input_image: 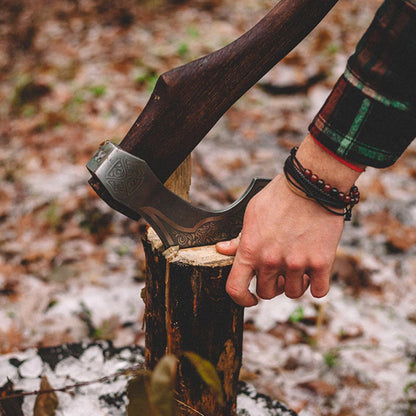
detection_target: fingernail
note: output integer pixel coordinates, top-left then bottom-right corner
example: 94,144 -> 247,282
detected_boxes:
217,241 -> 231,248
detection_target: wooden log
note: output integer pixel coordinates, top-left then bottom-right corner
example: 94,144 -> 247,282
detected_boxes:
143,228 -> 243,416
164,155 -> 192,202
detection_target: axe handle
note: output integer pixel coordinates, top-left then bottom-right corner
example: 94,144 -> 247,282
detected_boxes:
89,0 -> 339,218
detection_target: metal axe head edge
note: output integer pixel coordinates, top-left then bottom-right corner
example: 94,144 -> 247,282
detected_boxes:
87,141 -> 270,249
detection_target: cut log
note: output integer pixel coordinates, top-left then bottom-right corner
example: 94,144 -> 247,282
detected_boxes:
143,228 -> 243,416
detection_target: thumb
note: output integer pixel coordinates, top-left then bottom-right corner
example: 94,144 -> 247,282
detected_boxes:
216,235 -> 240,256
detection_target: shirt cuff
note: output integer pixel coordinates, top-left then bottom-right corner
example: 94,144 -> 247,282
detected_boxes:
309,0 -> 416,168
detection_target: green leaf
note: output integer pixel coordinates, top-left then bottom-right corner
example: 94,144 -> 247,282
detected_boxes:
289,306 -> 304,323
149,355 -> 178,416
184,352 -> 224,406
177,42 -> 189,57
89,85 -> 106,97
126,369 -> 152,416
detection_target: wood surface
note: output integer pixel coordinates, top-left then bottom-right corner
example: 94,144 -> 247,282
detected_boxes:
164,155 -> 192,202
143,229 -> 242,415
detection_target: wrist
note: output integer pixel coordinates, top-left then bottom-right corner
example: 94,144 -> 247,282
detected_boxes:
283,141 -> 362,221
296,134 -> 365,190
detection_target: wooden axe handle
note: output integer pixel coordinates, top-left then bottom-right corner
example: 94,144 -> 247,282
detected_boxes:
89,0 -> 339,217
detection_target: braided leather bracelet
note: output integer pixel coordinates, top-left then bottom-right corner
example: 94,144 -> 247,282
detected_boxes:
283,147 -> 360,221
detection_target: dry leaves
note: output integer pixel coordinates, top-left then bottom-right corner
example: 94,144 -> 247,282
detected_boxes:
34,376 -> 59,416
331,251 -> 380,296
364,210 -> 416,252
297,379 -> 337,398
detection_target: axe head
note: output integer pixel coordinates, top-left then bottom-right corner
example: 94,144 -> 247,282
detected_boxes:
87,141 -> 270,249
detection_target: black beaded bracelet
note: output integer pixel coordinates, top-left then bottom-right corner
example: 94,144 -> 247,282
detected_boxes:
283,147 -> 360,221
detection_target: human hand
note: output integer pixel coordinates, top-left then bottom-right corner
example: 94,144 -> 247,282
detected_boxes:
216,174 -> 345,306
216,135 -> 364,307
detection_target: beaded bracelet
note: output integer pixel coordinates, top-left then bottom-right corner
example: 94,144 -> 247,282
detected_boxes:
283,147 -> 360,221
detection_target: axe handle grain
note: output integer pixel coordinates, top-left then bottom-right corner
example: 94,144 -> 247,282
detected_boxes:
89,0 -> 339,217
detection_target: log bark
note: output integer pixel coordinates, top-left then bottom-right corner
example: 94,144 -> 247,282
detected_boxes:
143,228 -> 243,416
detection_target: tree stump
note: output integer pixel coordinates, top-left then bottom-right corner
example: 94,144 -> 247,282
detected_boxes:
143,228 -> 243,416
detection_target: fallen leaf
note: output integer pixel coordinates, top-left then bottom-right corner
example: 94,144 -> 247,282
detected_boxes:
298,379 -> 337,398
184,351 -> 224,406
364,210 -> 416,252
149,355 -> 178,416
126,369 -> 152,416
331,251 -> 379,295
34,375 -> 59,416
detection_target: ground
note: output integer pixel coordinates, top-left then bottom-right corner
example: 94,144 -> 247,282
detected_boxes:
1,0 -> 416,415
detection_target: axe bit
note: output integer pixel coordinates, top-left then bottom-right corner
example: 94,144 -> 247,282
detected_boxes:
87,141 -> 270,249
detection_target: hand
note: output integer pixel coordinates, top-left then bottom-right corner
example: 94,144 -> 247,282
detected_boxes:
216,174 -> 345,306
216,135 -> 364,307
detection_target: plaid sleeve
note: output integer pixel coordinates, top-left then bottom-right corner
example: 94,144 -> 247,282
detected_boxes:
309,0 -> 416,168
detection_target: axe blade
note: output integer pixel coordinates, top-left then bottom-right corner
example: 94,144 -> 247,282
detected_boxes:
87,141 -> 270,249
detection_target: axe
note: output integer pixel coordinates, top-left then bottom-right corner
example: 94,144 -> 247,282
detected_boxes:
87,0 -> 339,249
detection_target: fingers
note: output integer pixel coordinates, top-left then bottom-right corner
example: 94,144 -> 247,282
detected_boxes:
216,236 -> 240,256
257,272 -> 307,300
253,261 -> 330,301
224,237 -> 259,307
226,256 -> 330,306
282,266 -> 304,299
225,257 -> 258,307
217,237 -> 331,303
308,266 -> 331,298
217,236 -> 259,307
256,271 -> 283,299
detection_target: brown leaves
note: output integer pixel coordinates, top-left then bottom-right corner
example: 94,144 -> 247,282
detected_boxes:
127,353 -> 225,416
364,210 -> 416,252
127,355 -> 178,416
149,355 -> 178,416
331,251 -> 379,296
126,370 -> 153,416
298,379 -> 337,398
34,376 -> 59,416
184,352 -> 224,406
0,326 -> 24,355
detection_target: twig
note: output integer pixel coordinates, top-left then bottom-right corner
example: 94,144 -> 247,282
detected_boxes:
258,71 -> 327,95
175,398 -> 207,416
0,364 -> 144,401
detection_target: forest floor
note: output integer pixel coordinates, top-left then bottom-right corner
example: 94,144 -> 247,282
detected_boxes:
1,0 -> 416,415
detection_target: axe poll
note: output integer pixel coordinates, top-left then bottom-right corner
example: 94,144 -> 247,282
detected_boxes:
87,0 -> 339,249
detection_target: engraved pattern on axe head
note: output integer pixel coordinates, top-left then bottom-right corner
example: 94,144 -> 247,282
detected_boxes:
106,156 -> 144,198
167,214 -> 243,248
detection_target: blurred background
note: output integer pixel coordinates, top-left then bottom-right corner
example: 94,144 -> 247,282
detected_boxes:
1,0 -> 416,414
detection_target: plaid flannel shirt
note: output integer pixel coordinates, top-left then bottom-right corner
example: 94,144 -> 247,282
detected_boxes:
309,0 -> 416,168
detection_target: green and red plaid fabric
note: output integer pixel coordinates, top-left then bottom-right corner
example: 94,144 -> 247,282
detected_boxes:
309,0 -> 416,168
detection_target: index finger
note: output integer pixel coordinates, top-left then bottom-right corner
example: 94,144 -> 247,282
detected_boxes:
226,252 -> 258,307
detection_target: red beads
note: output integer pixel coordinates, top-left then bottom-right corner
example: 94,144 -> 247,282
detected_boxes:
285,146 -> 360,220
299,164 -> 360,207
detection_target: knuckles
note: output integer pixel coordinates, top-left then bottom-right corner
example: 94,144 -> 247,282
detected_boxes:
225,282 -> 245,300
256,286 -> 276,300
